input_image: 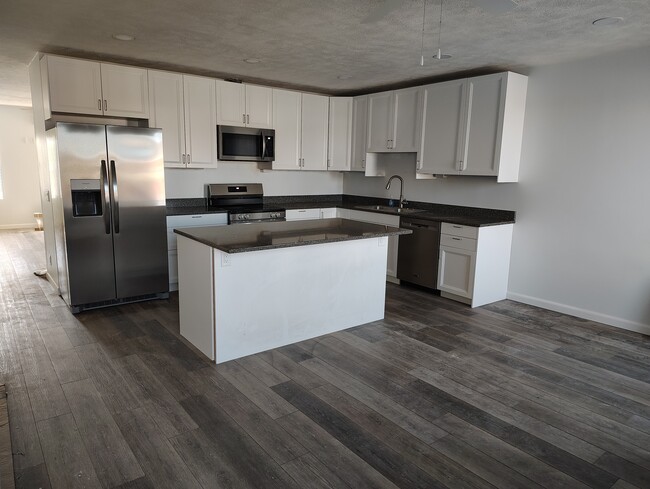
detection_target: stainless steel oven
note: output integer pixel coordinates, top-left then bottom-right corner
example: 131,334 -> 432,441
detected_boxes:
217,125 -> 275,162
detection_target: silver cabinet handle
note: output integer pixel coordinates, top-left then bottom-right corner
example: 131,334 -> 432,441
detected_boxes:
103,100 -> 107,112
98,99 -> 102,110
187,154 -> 191,165
109,159 -> 119,234
182,154 -> 186,164
247,114 -> 250,124
243,114 -> 246,123
362,159 -> 365,168
452,237 -> 462,241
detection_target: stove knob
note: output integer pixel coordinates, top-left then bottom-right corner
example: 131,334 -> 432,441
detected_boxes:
244,214 -> 250,220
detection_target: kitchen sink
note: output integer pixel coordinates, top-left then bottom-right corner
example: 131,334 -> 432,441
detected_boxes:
354,205 -> 426,215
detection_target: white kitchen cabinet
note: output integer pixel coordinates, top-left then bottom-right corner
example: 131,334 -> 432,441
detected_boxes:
272,89 -> 329,171
418,72 -> 528,182
41,55 -> 149,119
320,208 -> 337,219
149,71 -> 217,168
366,87 -> 421,153
285,208 -> 321,221
327,97 -> 353,171
167,213 -> 228,290
350,95 -> 368,171
216,80 -> 273,128
285,207 -> 337,221
347,209 -> 400,280
438,222 -> 513,307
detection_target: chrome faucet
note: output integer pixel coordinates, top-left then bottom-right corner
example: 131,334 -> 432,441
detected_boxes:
386,175 -> 406,208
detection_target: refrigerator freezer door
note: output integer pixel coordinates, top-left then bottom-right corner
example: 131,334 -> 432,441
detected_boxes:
107,126 -> 169,298
52,123 -> 117,305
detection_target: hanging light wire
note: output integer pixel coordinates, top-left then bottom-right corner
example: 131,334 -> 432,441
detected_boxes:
419,0 -> 427,66
433,0 -> 451,60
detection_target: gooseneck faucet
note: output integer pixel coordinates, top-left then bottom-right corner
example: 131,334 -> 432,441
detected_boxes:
386,175 -> 406,208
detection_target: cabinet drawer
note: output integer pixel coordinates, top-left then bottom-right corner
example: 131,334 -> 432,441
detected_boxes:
440,234 -> 477,252
441,222 -> 478,239
167,213 -> 228,250
286,208 -> 321,220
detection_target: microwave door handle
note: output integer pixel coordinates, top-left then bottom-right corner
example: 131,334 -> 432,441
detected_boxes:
261,133 -> 267,158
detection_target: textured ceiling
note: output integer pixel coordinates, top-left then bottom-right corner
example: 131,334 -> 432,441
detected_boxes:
1,0 -> 650,106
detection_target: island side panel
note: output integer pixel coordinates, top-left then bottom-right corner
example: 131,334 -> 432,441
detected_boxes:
213,237 -> 388,363
178,235 -> 216,360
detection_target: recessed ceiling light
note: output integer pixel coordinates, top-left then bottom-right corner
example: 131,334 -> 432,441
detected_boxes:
112,34 -> 135,41
243,58 -> 261,64
592,17 -> 624,26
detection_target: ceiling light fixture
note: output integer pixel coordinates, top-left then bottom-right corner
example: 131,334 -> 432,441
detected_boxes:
592,17 -> 624,26
432,0 -> 451,60
243,58 -> 261,64
112,34 -> 135,41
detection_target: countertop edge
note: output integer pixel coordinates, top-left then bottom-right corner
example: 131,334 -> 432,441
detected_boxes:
174,221 -> 410,254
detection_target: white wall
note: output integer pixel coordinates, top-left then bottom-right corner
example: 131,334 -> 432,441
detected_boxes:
166,161 -> 343,198
345,46 -> 650,334
0,105 -> 41,229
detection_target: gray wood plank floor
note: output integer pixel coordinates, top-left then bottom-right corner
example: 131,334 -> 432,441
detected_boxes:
2,230 -> 650,489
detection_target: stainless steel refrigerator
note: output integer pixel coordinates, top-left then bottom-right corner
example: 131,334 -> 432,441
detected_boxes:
46,123 -> 169,312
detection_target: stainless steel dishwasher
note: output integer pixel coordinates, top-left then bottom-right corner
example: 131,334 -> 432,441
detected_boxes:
397,217 -> 441,289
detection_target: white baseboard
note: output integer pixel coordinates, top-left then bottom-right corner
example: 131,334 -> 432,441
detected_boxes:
0,223 -> 36,230
506,291 -> 650,336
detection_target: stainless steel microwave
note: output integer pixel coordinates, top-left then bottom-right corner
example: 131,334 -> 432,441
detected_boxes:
217,125 -> 275,162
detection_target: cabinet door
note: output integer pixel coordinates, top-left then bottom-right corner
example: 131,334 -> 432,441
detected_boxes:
438,246 -> 476,298
216,80 -> 246,127
327,97 -> 352,171
183,75 -> 217,168
301,94 -> 329,171
245,85 -> 273,128
272,89 -> 302,170
418,79 -> 468,175
45,56 -> 103,116
100,64 -> 149,118
366,91 -> 392,152
148,71 -> 186,167
463,73 -> 505,176
391,87 -> 421,152
350,95 -> 368,171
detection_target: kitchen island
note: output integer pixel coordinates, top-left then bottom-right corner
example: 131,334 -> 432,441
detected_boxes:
174,218 -> 410,363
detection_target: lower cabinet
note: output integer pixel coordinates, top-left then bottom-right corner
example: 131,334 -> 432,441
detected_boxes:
438,222 -> 513,307
166,213 -> 228,290
347,209 -> 400,280
285,207 -> 338,221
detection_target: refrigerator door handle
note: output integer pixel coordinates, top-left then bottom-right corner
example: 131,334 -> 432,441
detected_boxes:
110,159 -> 120,234
100,160 -> 111,234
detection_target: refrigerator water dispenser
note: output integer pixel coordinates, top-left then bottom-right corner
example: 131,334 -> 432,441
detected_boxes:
71,179 -> 102,217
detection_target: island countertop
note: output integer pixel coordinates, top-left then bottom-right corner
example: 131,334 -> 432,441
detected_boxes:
174,218 -> 411,254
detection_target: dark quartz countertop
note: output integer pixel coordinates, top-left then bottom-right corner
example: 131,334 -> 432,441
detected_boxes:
174,218 -> 411,254
166,194 -> 515,227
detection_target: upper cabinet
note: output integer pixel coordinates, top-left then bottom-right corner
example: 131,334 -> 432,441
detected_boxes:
418,72 -> 528,182
216,80 -> 273,128
350,95 -> 368,172
327,97 -> 353,171
41,55 -> 149,119
366,87 -> 421,153
148,71 -> 217,169
272,90 -> 329,171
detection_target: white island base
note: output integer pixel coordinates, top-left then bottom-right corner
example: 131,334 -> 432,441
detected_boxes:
177,235 -> 389,363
